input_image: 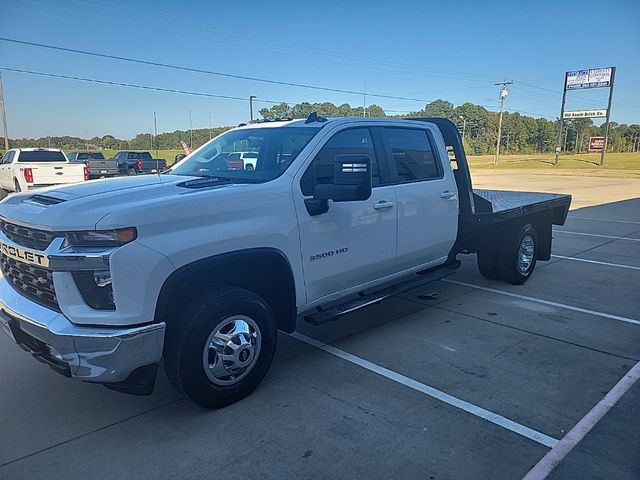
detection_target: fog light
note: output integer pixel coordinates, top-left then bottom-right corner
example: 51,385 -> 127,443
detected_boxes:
94,271 -> 112,287
48,345 -> 65,361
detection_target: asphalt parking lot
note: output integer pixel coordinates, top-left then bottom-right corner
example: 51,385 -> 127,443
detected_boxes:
1,177 -> 639,480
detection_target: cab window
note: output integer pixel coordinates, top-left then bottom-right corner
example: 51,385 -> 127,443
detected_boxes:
383,128 -> 443,183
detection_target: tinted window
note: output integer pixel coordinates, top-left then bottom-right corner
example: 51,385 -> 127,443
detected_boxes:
128,152 -> 152,160
18,150 -> 67,162
384,128 -> 442,182
77,152 -> 105,160
301,128 -> 380,196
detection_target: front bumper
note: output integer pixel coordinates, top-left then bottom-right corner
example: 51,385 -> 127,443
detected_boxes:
0,276 -> 165,393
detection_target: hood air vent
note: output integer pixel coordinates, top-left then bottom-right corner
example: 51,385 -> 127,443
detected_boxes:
28,195 -> 67,206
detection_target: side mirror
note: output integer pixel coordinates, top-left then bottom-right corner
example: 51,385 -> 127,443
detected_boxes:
174,153 -> 187,164
313,154 -> 372,202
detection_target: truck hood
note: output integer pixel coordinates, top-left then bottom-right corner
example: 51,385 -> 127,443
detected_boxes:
0,175 -> 239,231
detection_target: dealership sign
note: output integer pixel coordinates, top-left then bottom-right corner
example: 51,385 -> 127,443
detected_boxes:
563,109 -> 607,119
589,137 -> 605,152
566,68 -> 613,89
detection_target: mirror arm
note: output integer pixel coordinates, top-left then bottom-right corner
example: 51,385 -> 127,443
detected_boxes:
304,198 -> 329,216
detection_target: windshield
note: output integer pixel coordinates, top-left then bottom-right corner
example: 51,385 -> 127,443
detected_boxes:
18,150 -> 67,162
77,152 -> 106,160
170,127 -> 321,182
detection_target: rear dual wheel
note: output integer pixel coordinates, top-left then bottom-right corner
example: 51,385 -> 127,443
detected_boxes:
477,223 -> 538,285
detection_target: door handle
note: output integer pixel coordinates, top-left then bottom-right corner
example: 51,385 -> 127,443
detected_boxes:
440,191 -> 457,200
373,200 -> 395,210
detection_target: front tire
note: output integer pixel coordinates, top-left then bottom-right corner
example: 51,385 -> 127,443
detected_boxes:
497,223 -> 538,285
164,287 -> 277,408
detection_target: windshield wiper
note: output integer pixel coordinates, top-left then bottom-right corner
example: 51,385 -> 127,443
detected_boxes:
176,176 -> 233,189
200,174 -> 262,184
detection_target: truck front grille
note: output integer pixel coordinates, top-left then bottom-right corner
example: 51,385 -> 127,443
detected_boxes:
0,253 -> 59,311
0,220 -> 56,251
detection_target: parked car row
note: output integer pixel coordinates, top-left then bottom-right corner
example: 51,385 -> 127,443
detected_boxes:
68,150 -> 167,178
0,148 -> 170,193
0,147 -> 260,193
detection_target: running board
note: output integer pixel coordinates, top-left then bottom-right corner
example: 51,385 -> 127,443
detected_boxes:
304,261 -> 460,325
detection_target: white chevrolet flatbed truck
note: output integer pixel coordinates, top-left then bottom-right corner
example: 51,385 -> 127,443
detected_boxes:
0,148 -> 88,193
0,116 -> 571,408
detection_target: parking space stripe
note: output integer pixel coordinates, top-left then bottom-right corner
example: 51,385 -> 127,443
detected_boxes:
553,230 -> 640,242
522,360 -> 640,480
443,279 -> 640,326
289,332 -> 559,448
551,254 -> 640,271
569,216 -> 640,225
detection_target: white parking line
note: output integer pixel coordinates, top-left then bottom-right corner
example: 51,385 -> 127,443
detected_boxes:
289,332 -> 559,448
522,360 -> 640,480
551,254 -> 640,271
569,216 -> 640,225
553,230 -> 640,242
443,279 -> 640,326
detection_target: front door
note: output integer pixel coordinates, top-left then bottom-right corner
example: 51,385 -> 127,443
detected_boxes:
295,127 -> 397,304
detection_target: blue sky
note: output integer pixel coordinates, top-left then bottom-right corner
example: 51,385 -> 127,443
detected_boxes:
0,0 -> 638,139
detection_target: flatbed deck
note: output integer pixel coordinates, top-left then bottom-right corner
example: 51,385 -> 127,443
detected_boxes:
471,189 -> 571,224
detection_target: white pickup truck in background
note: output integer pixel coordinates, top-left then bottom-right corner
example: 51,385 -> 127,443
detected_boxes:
0,148 -> 88,193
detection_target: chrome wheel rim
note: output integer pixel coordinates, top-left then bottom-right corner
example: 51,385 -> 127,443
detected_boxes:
518,235 -> 535,274
202,315 -> 261,386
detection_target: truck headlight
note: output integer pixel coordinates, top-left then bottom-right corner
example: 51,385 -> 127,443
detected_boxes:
65,227 -> 137,247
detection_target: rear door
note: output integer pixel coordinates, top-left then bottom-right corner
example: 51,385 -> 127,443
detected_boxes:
295,126 -> 397,304
381,125 -> 458,272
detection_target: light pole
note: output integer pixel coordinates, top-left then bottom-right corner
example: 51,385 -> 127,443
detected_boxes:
459,115 -> 466,142
494,81 -> 512,165
249,95 -> 256,122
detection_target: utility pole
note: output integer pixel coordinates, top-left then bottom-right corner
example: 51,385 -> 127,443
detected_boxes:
249,96 -> 256,122
208,111 -> 212,140
189,110 -> 193,148
0,73 -> 9,151
459,116 -> 466,142
494,81 -> 512,165
153,111 -> 159,168
363,81 -> 367,117
554,72 -> 569,165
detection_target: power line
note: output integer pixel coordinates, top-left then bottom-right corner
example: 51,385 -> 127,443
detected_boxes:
0,37 -> 434,104
0,67 -> 564,121
62,0 -> 505,83
0,67 -> 282,104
